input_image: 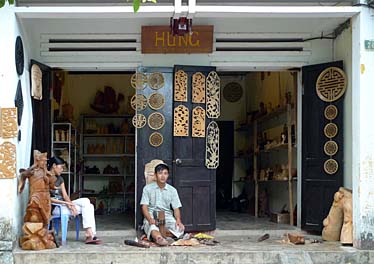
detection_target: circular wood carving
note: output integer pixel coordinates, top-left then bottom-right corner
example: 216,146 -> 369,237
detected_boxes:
148,112 -> 165,130
15,36 -> 24,76
130,94 -> 147,111
324,105 -> 338,120
324,159 -> 339,175
324,140 -> 338,156
149,72 -> 165,90
148,92 -> 165,110
131,73 -> 147,90
132,114 -> 146,128
324,123 -> 338,138
223,82 -> 243,103
149,132 -> 163,147
316,67 -> 347,102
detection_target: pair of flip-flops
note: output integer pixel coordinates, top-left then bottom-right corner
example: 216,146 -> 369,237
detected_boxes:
85,236 -> 102,245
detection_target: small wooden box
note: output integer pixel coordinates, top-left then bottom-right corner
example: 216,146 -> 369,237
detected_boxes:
270,213 -> 290,224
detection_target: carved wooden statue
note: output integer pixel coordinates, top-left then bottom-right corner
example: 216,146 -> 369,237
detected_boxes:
18,150 -> 57,250
322,187 -> 352,244
340,188 -> 353,244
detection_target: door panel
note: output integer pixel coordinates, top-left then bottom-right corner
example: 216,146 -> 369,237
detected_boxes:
173,65 -> 217,232
135,67 -> 174,228
301,61 -> 344,231
30,60 -> 52,164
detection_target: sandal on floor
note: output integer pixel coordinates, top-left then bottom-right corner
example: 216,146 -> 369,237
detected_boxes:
85,237 -> 102,245
155,236 -> 168,246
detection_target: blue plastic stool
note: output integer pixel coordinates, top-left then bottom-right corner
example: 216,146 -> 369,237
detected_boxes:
49,203 -> 80,245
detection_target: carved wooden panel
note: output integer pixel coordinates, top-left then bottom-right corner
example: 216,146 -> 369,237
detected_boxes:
173,105 -> 189,136
130,94 -> 147,111
192,72 -> 205,103
324,105 -> 338,120
324,140 -> 338,156
1,108 -> 18,138
316,67 -> 347,102
148,72 -> 165,90
148,92 -> 165,110
0,142 -> 16,179
131,73 -> 147,90
192,106 -> 206,138
149,132 -> 163,147
206,121 -> 219,169
324,159 -> 339,175
132,114 -> 147,128
206,71 -> 220,118
148,112 -> 165,130
324,123 -> 338,138
174,70 -> 188,102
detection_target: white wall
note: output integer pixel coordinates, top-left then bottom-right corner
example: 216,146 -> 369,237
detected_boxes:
352,7 -> 374,249
0,4 -> 34,237
334,23 -> 353,189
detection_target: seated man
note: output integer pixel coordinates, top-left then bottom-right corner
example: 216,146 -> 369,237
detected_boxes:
140,163 -> 185,246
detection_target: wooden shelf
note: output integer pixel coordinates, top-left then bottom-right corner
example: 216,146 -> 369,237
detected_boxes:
82,154 -> 135,158
82,174 -> 124,177
259,144 -> 296,153
82,192 -> 125,196
257,178 -> 297,183
53,141 -> 70,144
83,134 -> 135,137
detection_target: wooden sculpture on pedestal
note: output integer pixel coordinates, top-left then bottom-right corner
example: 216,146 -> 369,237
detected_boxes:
322,187 -> 352,244
18,150 -> 57,250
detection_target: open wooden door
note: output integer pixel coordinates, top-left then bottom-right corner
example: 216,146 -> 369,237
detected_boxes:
30,60 -> 52,163
173,65 -> 217,232
301,61 -> 345,231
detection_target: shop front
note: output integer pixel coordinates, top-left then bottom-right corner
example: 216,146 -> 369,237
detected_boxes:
1,1 -> 374,257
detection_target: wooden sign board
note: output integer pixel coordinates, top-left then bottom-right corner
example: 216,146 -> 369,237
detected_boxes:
142,26 -> 213,54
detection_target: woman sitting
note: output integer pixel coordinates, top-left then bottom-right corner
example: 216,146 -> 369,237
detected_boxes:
48,156 -> 101,244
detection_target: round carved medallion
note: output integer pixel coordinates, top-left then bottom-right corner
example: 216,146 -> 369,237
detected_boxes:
15,36 -> 24,76
130,94 -> 147,111
324,159 -> 339,175
132,114 -> 146,128
131,73 -> 147,90
324,140 -> 338,156
148,112 -> 165,130
148,92 -> 165,110
324,123 -> 338,138
148,72 -> 165,90
324,105 -> 338,120
223,82 -> 243,103
316,67 -> 347,102
149,132 -> 163,147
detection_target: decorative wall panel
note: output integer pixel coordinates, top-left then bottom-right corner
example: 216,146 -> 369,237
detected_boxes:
192,106 -> 206,138
206,121 -> 219,169
0,142 -> 16,179
316,67 -> 347,102
1,108 -> 18,138
173,105 -> 189,136
174,70 -> 188,102
192,72 -> 205,103
206,71 -> 220,118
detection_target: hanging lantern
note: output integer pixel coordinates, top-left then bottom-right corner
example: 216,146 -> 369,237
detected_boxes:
170,17 -> 193,36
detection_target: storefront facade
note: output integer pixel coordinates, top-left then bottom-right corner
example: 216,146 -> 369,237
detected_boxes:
0,2 -> 374,261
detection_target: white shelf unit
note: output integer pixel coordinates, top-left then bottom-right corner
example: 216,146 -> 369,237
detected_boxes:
51,122 -> 77,196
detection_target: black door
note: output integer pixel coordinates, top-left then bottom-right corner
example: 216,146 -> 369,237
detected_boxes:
30,60 -> 52,164
301,61 -> 344,231
136,67 -> 174,228
173,65 -> 217,232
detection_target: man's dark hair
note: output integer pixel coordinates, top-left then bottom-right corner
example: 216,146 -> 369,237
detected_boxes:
155,163 -> 169,174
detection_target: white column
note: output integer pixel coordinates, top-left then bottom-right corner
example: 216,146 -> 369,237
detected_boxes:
352,7 -> 374,249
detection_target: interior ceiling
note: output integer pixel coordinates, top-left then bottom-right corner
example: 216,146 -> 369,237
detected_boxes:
22,16 -> 348,36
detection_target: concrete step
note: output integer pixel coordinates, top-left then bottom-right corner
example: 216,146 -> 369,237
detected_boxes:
13,235 -> 373,264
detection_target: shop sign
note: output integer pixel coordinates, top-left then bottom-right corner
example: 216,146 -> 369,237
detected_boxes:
141,26 -> 213,54
365,40 -> 374,51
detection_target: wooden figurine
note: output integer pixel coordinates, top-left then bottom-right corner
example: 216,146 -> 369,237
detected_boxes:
322,187 -> 346,241
340,187 -> 353,244
18,150 -> 57,250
